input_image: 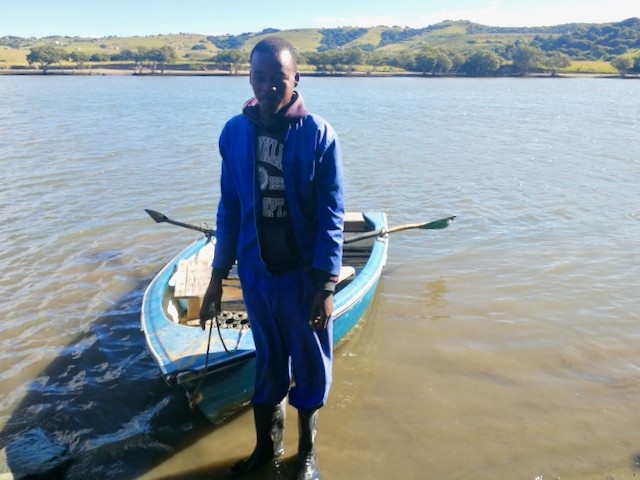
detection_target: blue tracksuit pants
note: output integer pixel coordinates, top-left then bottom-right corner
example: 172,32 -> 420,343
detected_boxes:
238,266 -> 333,413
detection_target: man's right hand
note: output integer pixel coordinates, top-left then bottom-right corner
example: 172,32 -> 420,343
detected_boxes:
199,276 -> 223,330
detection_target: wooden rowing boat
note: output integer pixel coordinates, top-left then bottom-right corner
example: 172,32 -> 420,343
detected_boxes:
141,211 -> 389,423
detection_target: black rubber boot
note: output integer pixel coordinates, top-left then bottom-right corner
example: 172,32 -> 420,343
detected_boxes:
226,402 -> 286,478
296,410 -> 320,480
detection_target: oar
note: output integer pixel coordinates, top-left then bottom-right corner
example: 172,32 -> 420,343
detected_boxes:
344,215 -> 456,244
145,209 -> 215,237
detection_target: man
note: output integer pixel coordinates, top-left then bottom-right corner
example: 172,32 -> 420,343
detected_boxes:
200,37 -> 344,480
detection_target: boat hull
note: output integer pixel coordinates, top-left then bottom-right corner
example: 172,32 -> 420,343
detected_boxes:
141,212 -> 388,423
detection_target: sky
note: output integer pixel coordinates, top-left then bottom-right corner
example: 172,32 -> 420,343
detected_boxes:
1,0 -> 638,38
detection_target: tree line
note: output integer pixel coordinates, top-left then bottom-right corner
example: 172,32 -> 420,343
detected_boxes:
213,44 -> 639,77
25,41 -> 640,77
212,44 -> 640,76
26,45 -> 177,73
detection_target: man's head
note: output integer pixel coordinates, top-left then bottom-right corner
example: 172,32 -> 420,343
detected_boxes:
249,37 -> 299,120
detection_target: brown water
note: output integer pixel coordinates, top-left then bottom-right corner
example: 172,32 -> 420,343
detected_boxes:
1,76 -> 639,479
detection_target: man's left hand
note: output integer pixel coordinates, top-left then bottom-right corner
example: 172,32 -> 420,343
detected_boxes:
309,290 -> 334,330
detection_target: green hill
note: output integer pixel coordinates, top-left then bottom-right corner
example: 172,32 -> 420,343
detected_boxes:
1,18 -> 639,75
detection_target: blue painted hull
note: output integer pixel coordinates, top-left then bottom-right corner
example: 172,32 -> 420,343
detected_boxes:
141,212 -> 388,423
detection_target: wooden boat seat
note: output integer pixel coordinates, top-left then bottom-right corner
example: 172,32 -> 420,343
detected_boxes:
173,259 -> 242,321
172,242 -> 220,321
344,212 -> 368,232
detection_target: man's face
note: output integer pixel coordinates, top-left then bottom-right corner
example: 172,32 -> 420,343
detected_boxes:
249,50 -> 299,117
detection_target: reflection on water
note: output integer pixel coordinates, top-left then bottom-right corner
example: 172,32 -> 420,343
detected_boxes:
1,75 -> 639,479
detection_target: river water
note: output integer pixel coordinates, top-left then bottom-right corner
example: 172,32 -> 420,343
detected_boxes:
0,75 -> 639,480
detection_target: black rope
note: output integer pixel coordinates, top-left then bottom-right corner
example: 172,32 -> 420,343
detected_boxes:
187,313 -> 247,408
188,316 -> 214,409
215,313 -> 246,354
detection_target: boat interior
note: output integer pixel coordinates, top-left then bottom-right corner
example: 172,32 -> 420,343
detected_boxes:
162,212 -> 378,327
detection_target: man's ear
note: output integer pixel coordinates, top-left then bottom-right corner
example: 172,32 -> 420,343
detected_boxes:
294,71 -> 300,87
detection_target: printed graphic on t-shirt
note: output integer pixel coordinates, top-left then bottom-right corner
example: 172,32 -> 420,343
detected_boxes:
255,134 -> 303,270
257,135 -> 287,219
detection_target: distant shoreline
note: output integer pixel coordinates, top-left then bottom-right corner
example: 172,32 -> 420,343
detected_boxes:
0,67 -> 624,79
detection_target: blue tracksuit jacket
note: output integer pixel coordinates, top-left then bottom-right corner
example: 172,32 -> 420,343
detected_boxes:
211,93 -> 344,410
212,95 -> 344,280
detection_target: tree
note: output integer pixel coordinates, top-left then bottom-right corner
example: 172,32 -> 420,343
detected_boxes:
611,55 -> 633,76
336,49 -> 364,75
446,50 -> 466,74
306,51 -> 332,74
386,50 -> 415,71
414,46 -> 439,75
365,51 -> 389,73
147,46 -> 177,73
26,45 -> 67,73
511,44 -> 544,75
70,50 -> 90,69
435,50 -> 453,75
631,55 -> 640,76
544,52 -> 571,76
89,53 -> 111,62
413,46 -> 453,76
117,49 -> 136,61
213,49 -> 248,74
133,46 -> 149,73
460,50 -> 501,77
322,51 -> 344,73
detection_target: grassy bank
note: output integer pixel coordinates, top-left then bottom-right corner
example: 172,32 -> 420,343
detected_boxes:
566,60 -> 618,74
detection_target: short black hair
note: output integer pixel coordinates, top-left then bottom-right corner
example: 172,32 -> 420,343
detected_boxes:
250,36 -> 297,67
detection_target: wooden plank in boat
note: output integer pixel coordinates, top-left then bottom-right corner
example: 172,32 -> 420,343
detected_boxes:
174,259 -> 211,298
344,212 -> 368,232
173,258 -> 244,320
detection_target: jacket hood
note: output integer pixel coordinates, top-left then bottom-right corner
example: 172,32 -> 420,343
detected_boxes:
242,91 -> 308,129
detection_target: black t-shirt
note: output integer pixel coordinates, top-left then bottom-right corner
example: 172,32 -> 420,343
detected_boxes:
255,128 -> 303,272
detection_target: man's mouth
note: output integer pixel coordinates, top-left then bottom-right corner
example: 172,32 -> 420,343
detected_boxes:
260,95 -> 279,104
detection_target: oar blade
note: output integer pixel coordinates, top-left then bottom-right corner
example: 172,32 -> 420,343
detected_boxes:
145,209 -> 168,224
145,208 -> 215,238
419,215 -> 456,230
